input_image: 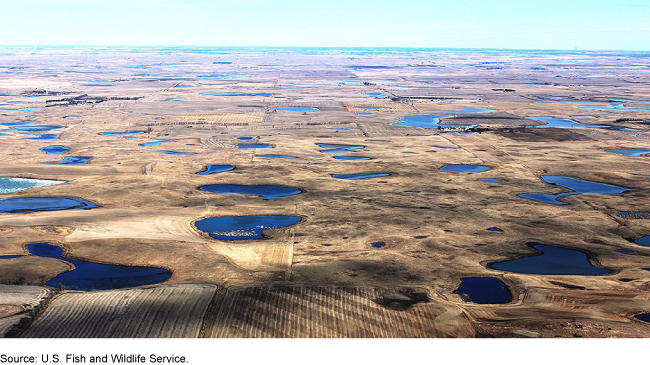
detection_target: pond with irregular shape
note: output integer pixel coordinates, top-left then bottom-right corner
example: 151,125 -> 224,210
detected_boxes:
43,156 -> 91,165
453,277 -> 512,304
194,215 -> 302,240
156,150 -> 195,155
196,164 -> 235,175
5,125 -> 64,133
27,243 -> 171,291
331,173 -> 389,180
440,164 -> 491,173
28,134 -> 59,140
518,175 -> 629,205
605,149 -> 650,156
40,145 -> 69,154
0,177 -> 66,194
634,236 -> 650,247
396,115 -> 455,129
199,184 -> 301,197
526,117 -> 635,130
139,140 -> 175,146
489,243 -> 611,275
237,144 -> 272,149
0,197 -> 97,213
271,107 -> 320,112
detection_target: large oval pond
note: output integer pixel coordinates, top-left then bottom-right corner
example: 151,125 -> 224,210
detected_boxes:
27,243 -> 171,291
439,164 -> 491,173
199,184 -> 301,197
194,215 -> 302,240
0,197 -> 97,213
40,145 -> 69,154
453,277 -> 512,304
489,243 -> 612,275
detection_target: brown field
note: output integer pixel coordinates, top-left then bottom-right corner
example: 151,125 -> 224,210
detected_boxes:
0,47 -> 649,337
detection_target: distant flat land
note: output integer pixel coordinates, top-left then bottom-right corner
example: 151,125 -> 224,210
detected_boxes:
0,47 -> 650,337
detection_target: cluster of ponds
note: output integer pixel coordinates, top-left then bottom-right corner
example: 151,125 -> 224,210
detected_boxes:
518,176 -> 629,205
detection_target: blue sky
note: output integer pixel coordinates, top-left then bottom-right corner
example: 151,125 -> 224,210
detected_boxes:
1,0 -> 649,50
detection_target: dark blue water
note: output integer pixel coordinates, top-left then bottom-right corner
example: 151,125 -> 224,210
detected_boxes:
396,115 -> 454,129
28,134 -> 59,140
237,136 -> 254,141
139,140 -> 175,146
0,255 -> 22,259
526,117 -> 634,130
605,149 -> 650,156
371,241 -> 386,248
634,236 -> 650,247
518,175 -> 629,205
439,164 -> 491,173
271,107 -> 320,112
6,125 -> 64,133
316,143 -> 364,150
489,244 -> 611,275
99,131 -> 144,136
202,92 -> 273,97
43,156 -> 91,165
257,154 -> 297,159
618,248 -> 634,254
0,197 -> 98,213
634,313 -> 650,323
487,227 -> 504,232
1,120 -> 37,126
237,144 -> 272,149
453,277 -> 512,304
194,215 -> 302,240
333,156 -> 371,160
199,184 -> 301,197
484,179 -> 502,183
26,243 -> 171,291
196,164 -> 235,175
40,145 -> 69,154
155,150 -> 195,155
331,173 -> 389,180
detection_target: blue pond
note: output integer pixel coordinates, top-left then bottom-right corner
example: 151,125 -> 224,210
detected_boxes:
1,120 -> 37,126
334,156 -> 371,160
426,107 -> 495,114
635,313 -> 650,323
453,277 -> 512,304
40,145 -> 69,154
6,125 -> 64,133
197,164 -> 235,175
356,112 -> 373,115
271,107 -> 320,112
0,177 -> 66,194
0,197 -> 97,213
99,131 -> 144,136
194,215 -> 302,240
317,143 -> 364,150
396,115 -> 455,129
371,241 -> 386,248
331,173 -> 389,180
365,93 -> 385,97
489,243 -> 611,275
484,179 -> 502,183
237,136 -> 254,141
27,243 -> 171,291
200,184 -> 301,197
526,117 -> 634,131
237,144 -> 272,149
605,149 -> 650,157
43,156 -> 91,165
487,227 -> 504,232
440,164 -> 491,173
28,134 -> 58,140
634,236 -> 650,247
139,140 -> 175,147
518,175 -> 629,205
156,150 -> 195,155
257,154 -> 297,159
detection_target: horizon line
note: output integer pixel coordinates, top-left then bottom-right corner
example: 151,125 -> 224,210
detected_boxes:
1,45 -> 650,53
